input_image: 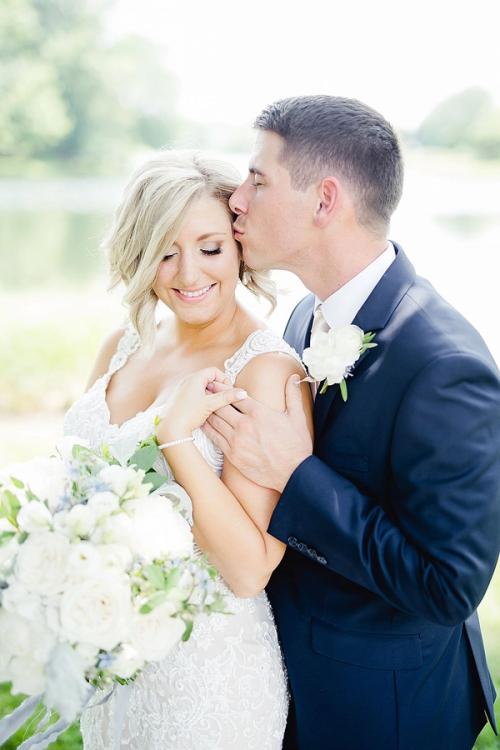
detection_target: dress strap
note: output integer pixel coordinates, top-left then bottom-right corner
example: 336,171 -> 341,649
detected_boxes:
223,329 -> 304,384
106,320 -> 141,379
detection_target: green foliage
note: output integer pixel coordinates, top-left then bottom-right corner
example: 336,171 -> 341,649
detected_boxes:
0,0 -> 179,172
416,87 -> 500,160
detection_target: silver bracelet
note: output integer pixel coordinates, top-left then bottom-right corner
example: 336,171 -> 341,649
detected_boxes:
158,436 -> 195,450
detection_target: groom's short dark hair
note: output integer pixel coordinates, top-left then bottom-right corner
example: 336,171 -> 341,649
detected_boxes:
254,95 -> 403,234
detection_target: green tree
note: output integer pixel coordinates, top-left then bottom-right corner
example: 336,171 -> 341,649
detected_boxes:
416,87 -> 492,150
0,0 -> 178,170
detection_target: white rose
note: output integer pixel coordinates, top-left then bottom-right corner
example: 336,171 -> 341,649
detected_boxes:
59,572 -> 132,650
111,643 -> 144,679
67,541 -> 102,580
1,579 -> 43,621
10,654 -> 46,696
5,457 -> 68,512
91,511 -> 135,549
332,325 -> 364,364
98,543 -> 133,572
0,609 -> 33,659
303,332 -> 346,383
99,465 -> 150,500
63,503 -> 98,538
129,604 -> 185,661
0,535 -> 19,575
87,491 -> 120,520
17,501 -> 53,533
44,643 -> 92,722
125,494 -> 193,562
15,531 -> 69,596
55,435 -> 91,463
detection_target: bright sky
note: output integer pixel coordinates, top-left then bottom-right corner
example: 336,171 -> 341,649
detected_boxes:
107,0 -> 500,130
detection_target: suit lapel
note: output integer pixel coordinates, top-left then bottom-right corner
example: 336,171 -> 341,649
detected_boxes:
313,245 -> 416,436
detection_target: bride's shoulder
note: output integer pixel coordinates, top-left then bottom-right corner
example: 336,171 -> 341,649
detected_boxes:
84,324 -> 130,391
232,329 -> 308,411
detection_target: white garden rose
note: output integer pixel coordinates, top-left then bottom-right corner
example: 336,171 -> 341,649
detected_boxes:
9,654 -> 46,696
44,643 -> 91,722
67,541 -> 102,579
332,325 -> 364,364
63,503 -> 98,538
91,511 -> 135,549
15,530 -> 70,596
124,494 -> 194,562
303,325 -> 365,386
111,643 -> 144,679
99,465 -> 150,500
1,580 -> 43,621
87,491 -> 120,520
303,331 -> 347,383
129,603 -> 184,661
98,543 -> 133,572
17,501 -> 53,533
0,609 -> 33,660
6,457 -> 68,512
59,572 -> 132,650
0,535 -> 19,575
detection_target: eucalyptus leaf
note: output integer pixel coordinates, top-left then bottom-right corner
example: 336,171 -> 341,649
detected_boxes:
339,379 -> 348,402
10,476 -> 24,489
129,444 -> 159,472
144,470 -> 169,491
182,619 -> 194,642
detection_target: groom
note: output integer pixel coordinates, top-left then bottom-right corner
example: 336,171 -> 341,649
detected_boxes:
204,96 -> 500,749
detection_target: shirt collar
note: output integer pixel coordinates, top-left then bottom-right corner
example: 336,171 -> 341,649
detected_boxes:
314,242 -> 396,329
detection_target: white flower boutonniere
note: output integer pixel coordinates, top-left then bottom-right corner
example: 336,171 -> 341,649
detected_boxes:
302,325 -> 377,401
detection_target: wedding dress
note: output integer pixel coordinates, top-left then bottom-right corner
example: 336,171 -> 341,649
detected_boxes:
63,321 -> 302,750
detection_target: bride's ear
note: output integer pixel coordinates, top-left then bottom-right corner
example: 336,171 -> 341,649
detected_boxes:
313,177 -> 339,227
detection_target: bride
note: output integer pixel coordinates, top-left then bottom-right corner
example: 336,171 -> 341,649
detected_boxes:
63,150 -> 313,749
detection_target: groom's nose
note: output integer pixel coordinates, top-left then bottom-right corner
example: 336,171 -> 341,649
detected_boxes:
229,183 -> 248,215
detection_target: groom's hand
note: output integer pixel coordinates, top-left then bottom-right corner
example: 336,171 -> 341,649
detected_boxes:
203,375 -> 313,492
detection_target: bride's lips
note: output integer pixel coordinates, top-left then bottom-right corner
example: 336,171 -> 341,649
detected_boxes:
172,283 -> 217,303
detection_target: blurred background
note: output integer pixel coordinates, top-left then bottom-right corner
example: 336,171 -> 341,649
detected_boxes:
0,0 -> 499,746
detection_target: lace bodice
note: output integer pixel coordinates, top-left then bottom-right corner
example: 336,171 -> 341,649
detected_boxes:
63,321 -> 302,749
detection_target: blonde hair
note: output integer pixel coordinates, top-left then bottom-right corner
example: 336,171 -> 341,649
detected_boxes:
105,150 -> 277,348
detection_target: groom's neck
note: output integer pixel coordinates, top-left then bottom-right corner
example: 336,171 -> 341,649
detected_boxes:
293,229 -> 389,300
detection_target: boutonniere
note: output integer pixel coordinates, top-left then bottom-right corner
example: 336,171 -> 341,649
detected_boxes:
302,325 -> 377,401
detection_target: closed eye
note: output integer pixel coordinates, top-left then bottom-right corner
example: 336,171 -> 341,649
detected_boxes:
201,247 -> 222,255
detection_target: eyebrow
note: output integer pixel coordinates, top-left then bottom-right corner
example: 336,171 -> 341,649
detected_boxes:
196,232 -> 228,241
249,166 -> 265,177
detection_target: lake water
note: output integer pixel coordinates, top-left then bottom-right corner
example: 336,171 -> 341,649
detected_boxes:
0,154 -> 499,364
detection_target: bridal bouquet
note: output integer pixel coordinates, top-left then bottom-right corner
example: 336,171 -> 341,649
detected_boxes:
0,432 -> 226,744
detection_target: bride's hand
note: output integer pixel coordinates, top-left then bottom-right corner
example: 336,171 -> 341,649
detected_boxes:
156,367 -> 248,444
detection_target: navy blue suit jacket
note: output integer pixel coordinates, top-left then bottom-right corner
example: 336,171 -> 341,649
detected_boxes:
267,245 -> 500,750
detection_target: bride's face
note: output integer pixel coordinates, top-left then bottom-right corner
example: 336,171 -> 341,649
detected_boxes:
153,193 -> 240,325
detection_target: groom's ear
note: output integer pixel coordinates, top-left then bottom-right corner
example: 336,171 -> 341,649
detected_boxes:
313,176 -> 339,227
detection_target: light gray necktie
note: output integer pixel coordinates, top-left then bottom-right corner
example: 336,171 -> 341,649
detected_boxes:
309,305 -> 330,398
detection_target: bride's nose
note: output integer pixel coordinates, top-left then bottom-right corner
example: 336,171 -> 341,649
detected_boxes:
176,250 -> 204,288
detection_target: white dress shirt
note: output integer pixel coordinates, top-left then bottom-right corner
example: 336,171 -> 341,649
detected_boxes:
314,242 -> 396,329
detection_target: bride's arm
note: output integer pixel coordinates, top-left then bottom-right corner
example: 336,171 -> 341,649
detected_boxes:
160,353 -> 313,598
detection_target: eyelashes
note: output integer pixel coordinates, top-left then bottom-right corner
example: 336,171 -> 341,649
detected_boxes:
162,247 -> 223,261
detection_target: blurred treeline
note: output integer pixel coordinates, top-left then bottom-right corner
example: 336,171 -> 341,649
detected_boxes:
0,0 -> 179,174
1,0 -> 500,178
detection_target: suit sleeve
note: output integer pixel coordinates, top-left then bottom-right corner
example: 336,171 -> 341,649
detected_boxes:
268,352 -> 500,626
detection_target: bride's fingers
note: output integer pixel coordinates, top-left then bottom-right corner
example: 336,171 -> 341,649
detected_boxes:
206,380 -> 232,393
205,387 -> 247,414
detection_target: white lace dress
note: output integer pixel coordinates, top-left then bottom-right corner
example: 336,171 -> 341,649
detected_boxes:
63,322 -> 302,750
